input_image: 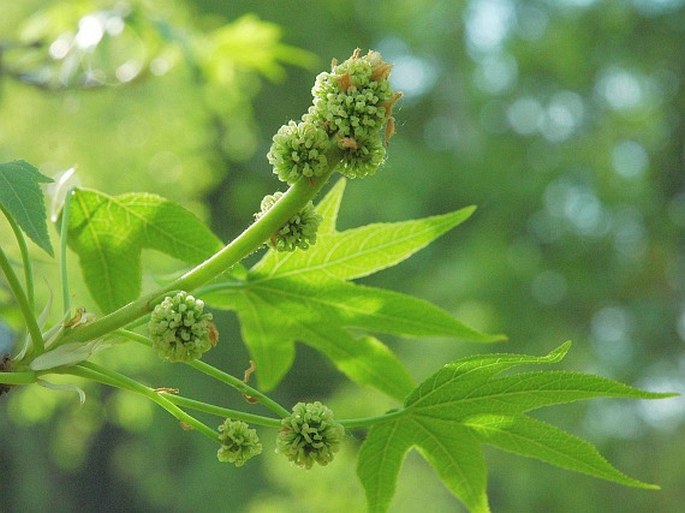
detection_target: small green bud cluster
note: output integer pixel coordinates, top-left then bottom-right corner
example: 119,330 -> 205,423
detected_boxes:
217,419 -> 263,466
276,401 -> 345,469
268,49 -> 400,183
148,291 -> 217,362
257,191 -> 322,252
267,121 -> 331,185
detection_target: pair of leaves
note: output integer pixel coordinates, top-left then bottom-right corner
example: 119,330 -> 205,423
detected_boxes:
0,160 -> 54,256
203,179 -> 503,399
357,342 -> 674,513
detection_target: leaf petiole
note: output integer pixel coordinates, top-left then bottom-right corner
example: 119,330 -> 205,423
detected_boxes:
58,188 -> 74,315
0,241 -> 44,357
115,328 -> 291,418
162,394 -> 282,428
66,361 -> 220,443
1,204 -> 35,310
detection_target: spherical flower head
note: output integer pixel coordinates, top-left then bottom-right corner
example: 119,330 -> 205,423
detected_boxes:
217,419 -> 263,467
336,135 -> 387,179
307,49 -> 398,143
276,401 -> 345,469
267,120 -> 331,184
257,192 -> 322,252
148,291 -> 216,362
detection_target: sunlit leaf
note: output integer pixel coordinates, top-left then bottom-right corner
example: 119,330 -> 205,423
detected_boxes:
358,343 -> 673,513
0,160 -> 54,256
204,179 -> 500,397
252,179 -> 477,284
66,189 -> 223,312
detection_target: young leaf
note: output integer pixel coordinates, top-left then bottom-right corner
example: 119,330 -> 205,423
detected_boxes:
358,343 -> 674,513
203,281 -> 416,399
252,178 -> 477,284
66,189 -> 223,312
0,160 -> 54,256
204,180 -> 501,397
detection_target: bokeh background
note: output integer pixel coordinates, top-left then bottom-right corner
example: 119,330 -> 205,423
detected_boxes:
1,0 -> 684,511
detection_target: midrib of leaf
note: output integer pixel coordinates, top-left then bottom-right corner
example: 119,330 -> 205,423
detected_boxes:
407,347 -> 571,407
245,282 -> 450,336
113,195 -> 215,255
467,417 -> 615,476
241,289 -> 284,383
0,173 -> 39,239
75,192 -> 117,310
409,416 -> 490,513
373,420 -> 402,506
410,417 -> 476,497
252,215 -> 464,284
412,378 -> 659,417
248,287 -> 408,396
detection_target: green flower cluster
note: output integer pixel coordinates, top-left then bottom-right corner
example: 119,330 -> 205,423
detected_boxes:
276,401 -> 345,469
257,191 -> 322,252
268,49 -> 400,183
148,291 -> 217,362
217,419 -> 262,467
267,121 -> 330,185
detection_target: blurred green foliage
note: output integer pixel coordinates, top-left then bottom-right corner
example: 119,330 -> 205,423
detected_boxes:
1,0 -> 684,512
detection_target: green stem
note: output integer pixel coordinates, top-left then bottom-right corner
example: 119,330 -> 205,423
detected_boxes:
59,188 -> 74,315
0,370 -> 37,385
163,394 -> 282,428
0,205 -> 35,310
116,328 -> 290,418
57,167 -> 337,345
67,362 -> 219,442
189,359 -> 291,418
0,242 -> 43,356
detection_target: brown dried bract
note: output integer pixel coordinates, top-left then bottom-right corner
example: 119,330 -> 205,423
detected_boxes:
371,60 -> 393,82
64,307 -> 86,328
384,116 -> 397,146
208,321 -> 219,347
381,91 -> 404,118
336,72 -> 353,92
339,136 -> 361,150
154,387 -> 180,394
242,360 -> 259,404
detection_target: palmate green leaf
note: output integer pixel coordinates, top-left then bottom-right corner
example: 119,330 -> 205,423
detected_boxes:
0,160 -> 54,256
252,178 -> 477,283
358,343 -> 674,513
204,179 -> 501,398
66,189 -> 222,313
203,280 -> 417,399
